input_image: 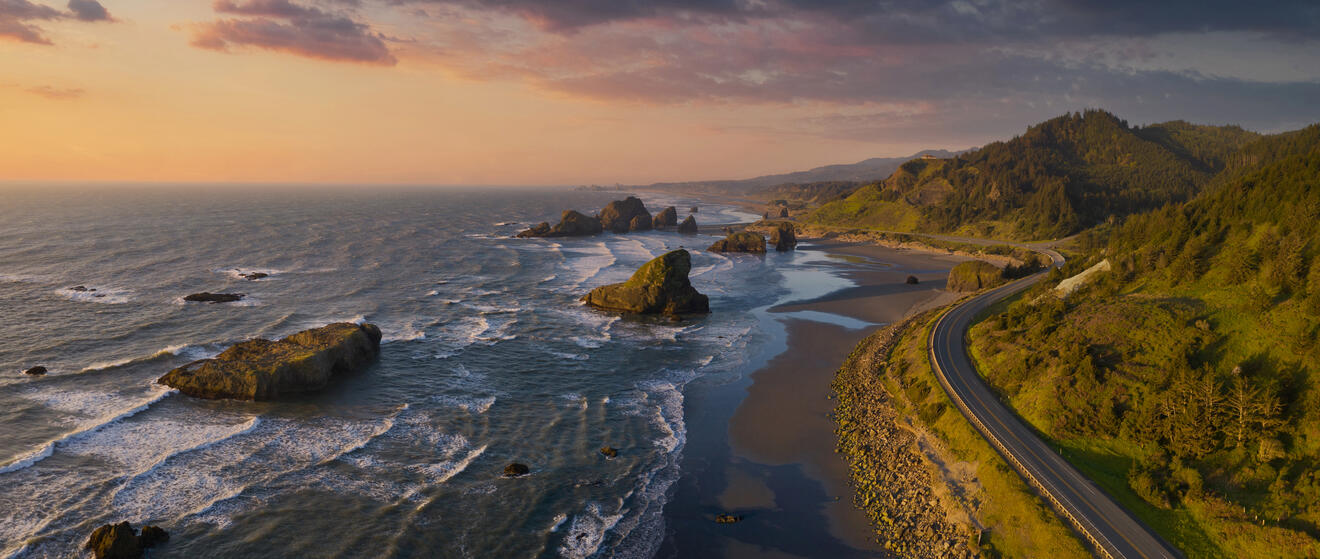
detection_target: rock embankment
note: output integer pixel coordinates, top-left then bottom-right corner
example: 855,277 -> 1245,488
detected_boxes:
158,322 -> 382,400
582,249 -> 709,315
517,210 -> 603,238
945,260 -> 1003,292
833,315 -> 977,558
708,231 -> 766,253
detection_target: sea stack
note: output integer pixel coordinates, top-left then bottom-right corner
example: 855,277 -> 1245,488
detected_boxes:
582,249 -> 709,315
517,210 -> 604,238
769,223 -> 796,252
708,231 -> 766,254
652,206 -> 678,229
158,322 -> 382,400
677,215 -> 698,234
85,522 -> 168,559
599,196 -> 652,233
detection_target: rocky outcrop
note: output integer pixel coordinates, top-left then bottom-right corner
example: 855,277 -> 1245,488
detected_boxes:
600,446 -> 618,458
946,260 -> 1004,292
708,231 -> 766,254
23,366 -> 46,376
158,322 -> 382,400
652,206 -> 678,229
86,522 -> 168,559
715,514 -> 742,524
677,215 -> 698,234
906,275 -> 920,285
582,250 -> 709,315
239,272 -> 268,281
599,196 -> 652,233
769,223 -> 796,252
504,463 -> 530,477
517,210 -> 603,238
183,292 -> 245,304
628,215 -> 652,232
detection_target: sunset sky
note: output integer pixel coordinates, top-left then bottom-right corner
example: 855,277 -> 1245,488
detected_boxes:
3,0 -> 1318,185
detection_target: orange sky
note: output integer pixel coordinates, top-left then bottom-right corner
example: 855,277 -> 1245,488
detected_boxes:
2,1 -> 1317,186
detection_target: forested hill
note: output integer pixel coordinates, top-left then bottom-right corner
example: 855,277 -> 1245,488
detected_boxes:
809,110 -> 1259,240
967,123 -> 1320,556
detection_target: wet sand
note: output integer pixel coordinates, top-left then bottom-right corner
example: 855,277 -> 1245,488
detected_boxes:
658,240 -> 965,558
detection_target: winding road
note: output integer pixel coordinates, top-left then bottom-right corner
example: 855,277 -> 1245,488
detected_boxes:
928,247 -> 1182,559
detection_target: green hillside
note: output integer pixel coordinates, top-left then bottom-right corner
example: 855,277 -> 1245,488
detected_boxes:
968,124 -> 1320,557
808,110 -> 1260,240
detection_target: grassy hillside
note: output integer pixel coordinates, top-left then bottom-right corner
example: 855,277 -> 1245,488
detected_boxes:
967,124 -> 1320,557
808,110 -> 1260,240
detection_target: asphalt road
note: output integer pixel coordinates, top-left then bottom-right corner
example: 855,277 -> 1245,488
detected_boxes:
928,250 -> 1182,559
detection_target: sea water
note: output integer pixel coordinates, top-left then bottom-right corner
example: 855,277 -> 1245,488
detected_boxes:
0,186 -> 801,558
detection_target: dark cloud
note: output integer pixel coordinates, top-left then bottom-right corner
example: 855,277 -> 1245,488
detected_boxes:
191,0 -> 396,65
66,0 -> 109,22
0,0 -> 111,44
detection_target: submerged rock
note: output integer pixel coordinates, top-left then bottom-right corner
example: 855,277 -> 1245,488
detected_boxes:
581,249 -> 709,315
504,463 -> 530,477
517,210 -> 603,238
158,322 -> 382,400
69,285 -> 95,292
652,206 -> 678,229
23,366 -> 46,376
769,223 -> 796,252
183,292 -> 245,304
906,275 -> 920,285
599,196 -> 651,233
708,231 -> 766,254
677,215 -> 698,234
239,272 -> 268,281
600,446 -> 618,458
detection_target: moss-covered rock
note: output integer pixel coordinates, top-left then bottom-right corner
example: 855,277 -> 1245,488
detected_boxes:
517,210 -> 603,237
581,250 -> 709,315
653,206 -> 678,228
708,231 -> 766,253
946,260 -> 1004,292
158,322 -> 382,400
769,223 -> 796,252
678,215 -> 698,234
599,196 -> 651,233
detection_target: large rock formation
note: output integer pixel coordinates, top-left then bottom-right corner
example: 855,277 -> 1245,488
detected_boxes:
769,223 -> 796,252
708,231 -> 766,254
158,322 -> 382,400
517,210 -> 603,238
946,260 -> 1004,292
599,196 -> 652,233
86,522 -> 168,559
183,292 -> 245,304
582,250 -> 709,315
653,206 -> 678,229
628,215 -> 652,232
677,215 -> 698,234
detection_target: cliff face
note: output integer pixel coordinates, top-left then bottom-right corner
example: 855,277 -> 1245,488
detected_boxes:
158,322 -> 382,400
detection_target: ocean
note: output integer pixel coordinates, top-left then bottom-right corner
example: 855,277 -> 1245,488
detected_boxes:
0,186 -> 825,558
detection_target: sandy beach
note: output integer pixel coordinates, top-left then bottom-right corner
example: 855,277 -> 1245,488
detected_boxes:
658,239 -> 966,558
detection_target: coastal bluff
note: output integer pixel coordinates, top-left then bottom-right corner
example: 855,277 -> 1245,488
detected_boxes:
582,249 -> 709,315
158,322 -> 382,400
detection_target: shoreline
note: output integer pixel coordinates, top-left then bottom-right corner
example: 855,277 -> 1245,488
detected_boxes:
658,239 -> 968,558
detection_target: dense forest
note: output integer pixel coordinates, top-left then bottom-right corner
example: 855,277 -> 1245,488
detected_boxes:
969,124 -> 1320,557
809,110 -> 1260,240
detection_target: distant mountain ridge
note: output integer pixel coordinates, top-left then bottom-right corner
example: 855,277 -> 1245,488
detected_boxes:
643,149 -> 963,193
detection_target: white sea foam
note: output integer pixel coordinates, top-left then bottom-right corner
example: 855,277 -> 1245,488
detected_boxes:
559,242 -> 615,288
551,351 -> 589,361
384,325 -> 427,343
431,395 -> 496,414
218,267 -> 283,281
2,386 -> 175,473
56,285 -> 132,304
558,502 -> 624,559
549,513 -> 569,532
